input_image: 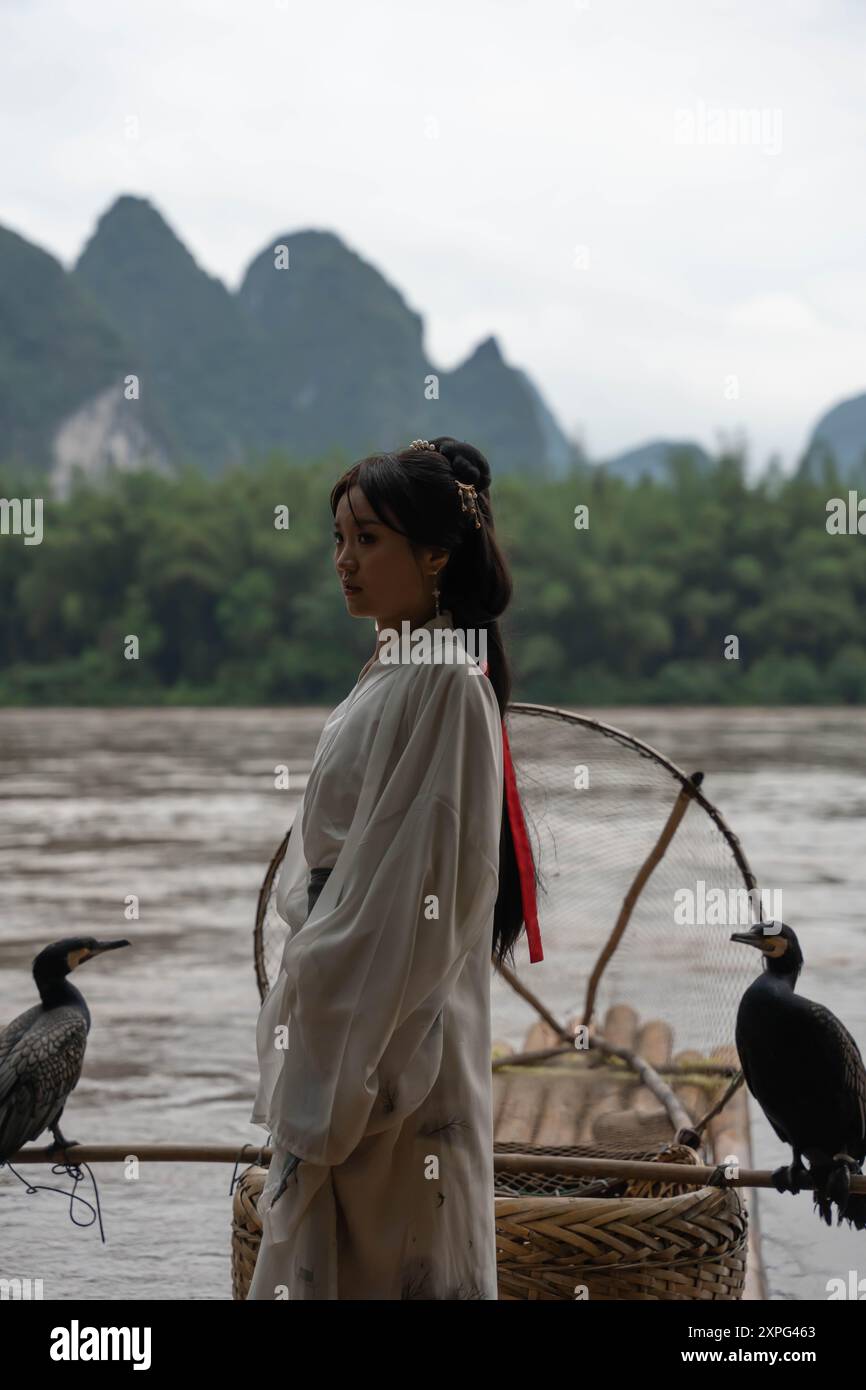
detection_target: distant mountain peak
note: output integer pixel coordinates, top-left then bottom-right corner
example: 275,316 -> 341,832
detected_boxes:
75,193 -> 198,274
85,192 -> 179,239
800,391 -> 866,483
463,335 -> 504,367
600,439 -> 713,484
267,226 -> 351,251
104,192 -> 159,216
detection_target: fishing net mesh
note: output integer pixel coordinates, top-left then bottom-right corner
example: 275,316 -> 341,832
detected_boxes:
499,706 -> 759,1045
489,704 -> 761,1165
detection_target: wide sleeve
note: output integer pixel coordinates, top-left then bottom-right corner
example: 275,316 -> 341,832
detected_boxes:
259,661 -> 503,1168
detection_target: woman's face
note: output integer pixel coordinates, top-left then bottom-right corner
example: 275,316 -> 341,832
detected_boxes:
333,485 -> 447,632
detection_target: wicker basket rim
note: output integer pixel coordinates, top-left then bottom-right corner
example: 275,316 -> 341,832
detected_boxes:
493,1184 -> 743,1211
237,1164 -> 744,1215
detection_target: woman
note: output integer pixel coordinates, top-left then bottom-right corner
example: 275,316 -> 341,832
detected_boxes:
248,436 -> 541,1300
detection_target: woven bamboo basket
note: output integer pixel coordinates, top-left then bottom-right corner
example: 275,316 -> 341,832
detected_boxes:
493,1142 -> 748,1300
231,1141 -> 748,1301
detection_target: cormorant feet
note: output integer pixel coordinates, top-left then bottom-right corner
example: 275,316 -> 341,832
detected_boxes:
45,1136 -> 80,1157
706,1163 -> 730,1189
826,1153 -> 861,1220
771,1160 -> 806,1195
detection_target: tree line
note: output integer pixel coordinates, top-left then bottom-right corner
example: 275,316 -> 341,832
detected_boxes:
0,449 -> 864,706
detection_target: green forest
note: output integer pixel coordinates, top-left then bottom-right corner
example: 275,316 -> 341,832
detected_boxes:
1,449 -> 865,706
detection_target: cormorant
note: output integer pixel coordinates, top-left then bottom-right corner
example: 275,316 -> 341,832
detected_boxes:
732,920 -> 866,1229
0,937 -> 130,1163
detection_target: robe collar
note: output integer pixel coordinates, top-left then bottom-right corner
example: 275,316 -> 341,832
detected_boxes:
354,610 -> 456,696
403,608 -> 454,635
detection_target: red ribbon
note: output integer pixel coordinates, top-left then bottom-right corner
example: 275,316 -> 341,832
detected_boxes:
481,660 -> 543,963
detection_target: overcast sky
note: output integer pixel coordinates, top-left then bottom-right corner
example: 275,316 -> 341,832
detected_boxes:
3,0 -> 865,475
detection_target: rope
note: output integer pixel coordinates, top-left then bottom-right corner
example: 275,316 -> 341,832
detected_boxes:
0,1156 -> 106,1242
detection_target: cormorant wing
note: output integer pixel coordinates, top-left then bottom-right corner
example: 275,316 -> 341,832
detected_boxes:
0,1004 -> 45,1066
802,998 -> 866,1153
0,1007 -> 88,1160
736,1037 -> 753,1096
743,1054 -> 793,1147
736,1001 -> 793,1146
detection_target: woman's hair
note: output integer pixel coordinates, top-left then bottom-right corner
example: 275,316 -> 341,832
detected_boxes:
330,435 -> 539,969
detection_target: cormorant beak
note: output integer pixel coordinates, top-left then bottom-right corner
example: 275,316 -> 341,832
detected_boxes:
730,926 -> 771,951
66,939 -> 131,972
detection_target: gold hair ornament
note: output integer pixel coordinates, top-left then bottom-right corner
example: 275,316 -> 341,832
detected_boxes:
408,439 -> 481,529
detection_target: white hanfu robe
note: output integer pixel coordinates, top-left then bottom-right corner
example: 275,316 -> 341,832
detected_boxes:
248,610 -> 504,1300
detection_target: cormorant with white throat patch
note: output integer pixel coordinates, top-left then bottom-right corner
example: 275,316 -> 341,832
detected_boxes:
732,920 -> 866,1229
0,937 -> 130,1162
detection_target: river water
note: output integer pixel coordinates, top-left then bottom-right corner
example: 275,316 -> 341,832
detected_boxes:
0,706 -> 864,1301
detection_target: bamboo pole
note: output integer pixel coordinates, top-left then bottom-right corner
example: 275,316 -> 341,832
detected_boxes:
495,958 -> 570,1040
588,1036 -> 694,1134
694,1065 -> 745,1139
494,1152 -> 866,1195
492,1041 -> 736,1075
582,771 -> 704,1028
5,1144 -> 268,1164
6,1143 -> 865,1196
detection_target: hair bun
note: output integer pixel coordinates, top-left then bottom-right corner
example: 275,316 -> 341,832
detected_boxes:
434,437 -> 491,493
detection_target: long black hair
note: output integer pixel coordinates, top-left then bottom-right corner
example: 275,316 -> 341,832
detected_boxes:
330,435 -> 538,969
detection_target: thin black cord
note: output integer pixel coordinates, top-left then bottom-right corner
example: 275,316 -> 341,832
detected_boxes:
230,1139 -> 270,1197
0,1158 -> 106,1242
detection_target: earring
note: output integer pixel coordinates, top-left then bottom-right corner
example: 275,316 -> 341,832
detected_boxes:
433,584 -> 440,616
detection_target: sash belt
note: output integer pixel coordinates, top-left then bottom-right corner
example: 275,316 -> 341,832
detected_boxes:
307,866 -> 333,917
